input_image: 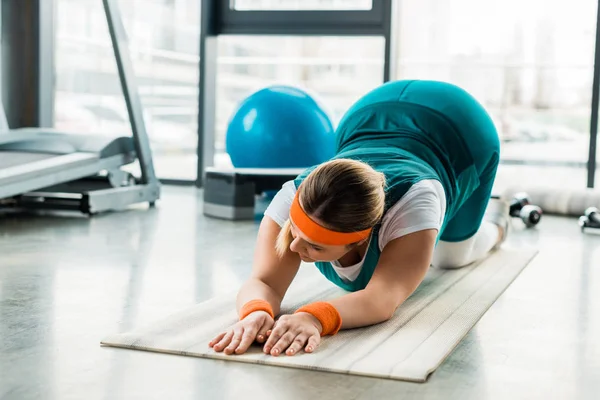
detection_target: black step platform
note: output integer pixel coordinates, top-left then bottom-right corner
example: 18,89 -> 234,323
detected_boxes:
203,167 -> 304,220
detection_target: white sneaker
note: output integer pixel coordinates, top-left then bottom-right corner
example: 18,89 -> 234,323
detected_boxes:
484,198 -> 511,249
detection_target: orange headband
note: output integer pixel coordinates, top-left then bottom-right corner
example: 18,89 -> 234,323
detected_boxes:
289,191 -> 372,246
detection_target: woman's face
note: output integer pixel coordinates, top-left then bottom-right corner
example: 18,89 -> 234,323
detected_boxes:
288,221 -> 355,262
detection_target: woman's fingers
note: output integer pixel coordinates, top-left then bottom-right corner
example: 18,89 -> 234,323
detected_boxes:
224,327 -> 244,354
212,330 -> 234,352
285,334 -> 309,356
263,327 -> 282,354
263,318 -> 288,354
256,320 -> 273,343
235,325 -> 258,354
270,331 -> 296,356
305,334 -> 321,353
208,332 -> 226,348
263,315 -> 323,356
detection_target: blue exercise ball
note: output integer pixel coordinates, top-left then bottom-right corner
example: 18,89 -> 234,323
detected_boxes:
225,85 -> 336,168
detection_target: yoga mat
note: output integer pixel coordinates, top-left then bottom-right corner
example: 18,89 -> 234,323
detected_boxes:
101,247 -> 538,383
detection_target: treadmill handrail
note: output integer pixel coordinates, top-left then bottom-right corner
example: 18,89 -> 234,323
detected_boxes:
103,0 -> 158,185
0,131 -> 54,147
0,153 -> 98,185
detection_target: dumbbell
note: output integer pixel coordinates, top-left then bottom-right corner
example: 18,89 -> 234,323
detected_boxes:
579,207 -> 600,232
509,192 -> 542,227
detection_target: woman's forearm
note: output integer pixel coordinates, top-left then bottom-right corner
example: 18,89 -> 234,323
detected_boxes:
328,289 -> 406,329
235,216 -> 301,317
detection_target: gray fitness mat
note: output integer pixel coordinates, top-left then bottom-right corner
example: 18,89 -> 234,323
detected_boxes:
101,247 -> 538,383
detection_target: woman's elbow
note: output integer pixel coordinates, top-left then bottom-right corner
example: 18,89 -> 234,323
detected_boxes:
371,297 -> 402,322
361,287 -> 407,323
382,304 -> 399,321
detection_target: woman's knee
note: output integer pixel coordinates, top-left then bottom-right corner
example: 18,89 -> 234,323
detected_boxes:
433,221 -> 500,269
431,237 -> 477,269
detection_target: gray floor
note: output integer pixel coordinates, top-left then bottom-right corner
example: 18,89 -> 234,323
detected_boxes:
1,186 -> 599,400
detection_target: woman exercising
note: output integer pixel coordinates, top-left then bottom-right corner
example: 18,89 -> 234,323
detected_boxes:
209,80 -> 510,357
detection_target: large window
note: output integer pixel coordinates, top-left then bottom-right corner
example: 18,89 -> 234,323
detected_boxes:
214,35 -> 385,167
52,0 -> 600,188
395,0 -> 598,191
54,0 -> 200,180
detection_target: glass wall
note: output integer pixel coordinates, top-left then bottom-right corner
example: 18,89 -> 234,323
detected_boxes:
395,0 -> 597,191
214,35 -> 385,167
54,0 -> 200,180
52,0 -> 600,189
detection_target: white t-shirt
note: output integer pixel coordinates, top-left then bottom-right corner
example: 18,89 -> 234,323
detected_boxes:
264,179 -> 446,282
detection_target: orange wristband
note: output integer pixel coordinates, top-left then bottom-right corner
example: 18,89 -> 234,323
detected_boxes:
239,299 -> 274,320
295,301 -> 342,336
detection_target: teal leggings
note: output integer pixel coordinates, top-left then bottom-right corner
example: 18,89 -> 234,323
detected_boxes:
441,152 -> 500,242
346,80 -> 501,242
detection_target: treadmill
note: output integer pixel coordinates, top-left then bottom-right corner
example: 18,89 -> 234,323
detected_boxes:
0,0 -> 160,215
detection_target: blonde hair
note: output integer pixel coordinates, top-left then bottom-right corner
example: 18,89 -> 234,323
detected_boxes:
275,159 -> 386,257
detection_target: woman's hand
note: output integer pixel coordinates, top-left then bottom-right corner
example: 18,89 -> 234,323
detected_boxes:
263,312 -> 322,356
209,310 -> 274,355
